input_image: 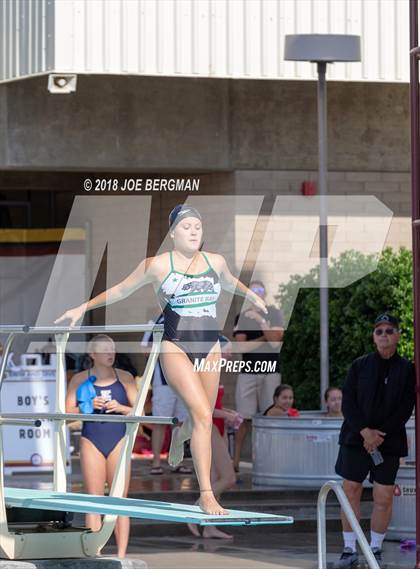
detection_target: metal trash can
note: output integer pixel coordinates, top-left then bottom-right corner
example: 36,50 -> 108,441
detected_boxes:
387,463 -> 415,541
253,412 -> 342,487
253,412 -> 415,489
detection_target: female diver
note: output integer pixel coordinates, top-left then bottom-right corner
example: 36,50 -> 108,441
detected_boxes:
56,204 -> 267,516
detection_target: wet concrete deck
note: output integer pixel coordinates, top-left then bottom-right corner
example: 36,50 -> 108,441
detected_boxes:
107,530 -> 416,569
4,456 -> 416,568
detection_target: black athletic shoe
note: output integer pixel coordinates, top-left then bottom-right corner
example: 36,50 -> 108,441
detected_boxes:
183,440 -> 192,459
371,547 -> 386,569
332,547 -> 359,569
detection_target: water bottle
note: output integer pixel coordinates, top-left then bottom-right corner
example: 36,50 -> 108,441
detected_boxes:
370,449 -> 384,466
100,389 -> 112,414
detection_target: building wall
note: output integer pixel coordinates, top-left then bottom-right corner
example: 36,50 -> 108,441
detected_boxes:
0,73 -> 412,409
0,76 -> 409,172
0,169 -> 411,409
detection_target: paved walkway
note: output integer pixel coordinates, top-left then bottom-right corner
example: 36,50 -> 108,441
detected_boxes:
5,456 -> 416,568
104,530 -> 416,569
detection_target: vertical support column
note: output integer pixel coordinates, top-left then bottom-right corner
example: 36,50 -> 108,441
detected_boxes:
317,61 -> 329,410
409,2 -> 420,568
0,333 -> 19,557
109,329 -> 162,498
0,334 -> 16,392
0,427 -> 19,559
317,483 -> 327,568
54,333 -> 69,492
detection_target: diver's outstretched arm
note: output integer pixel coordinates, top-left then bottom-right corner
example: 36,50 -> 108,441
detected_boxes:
55,257 -> 157,326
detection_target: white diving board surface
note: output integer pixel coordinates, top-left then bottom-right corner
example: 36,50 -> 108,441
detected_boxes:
5,487 -> 293,527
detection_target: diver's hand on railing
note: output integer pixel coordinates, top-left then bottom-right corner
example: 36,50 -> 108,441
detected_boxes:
54,303 -> 87,327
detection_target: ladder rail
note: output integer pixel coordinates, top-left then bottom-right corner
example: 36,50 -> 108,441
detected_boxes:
317,481 -> 379,569
0,323 -> 164,559
84,329 -> 164,555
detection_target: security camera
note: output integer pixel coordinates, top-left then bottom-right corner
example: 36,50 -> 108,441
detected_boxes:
47,74 -> 77,94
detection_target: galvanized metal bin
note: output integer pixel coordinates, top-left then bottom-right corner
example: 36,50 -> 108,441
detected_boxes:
252,413 -> 415,488
387,463 -> 415,541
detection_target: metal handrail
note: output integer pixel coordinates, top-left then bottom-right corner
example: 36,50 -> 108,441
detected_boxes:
0,419 -> 41,427
317,480 -> 379,569
0,412 -> 177,425
0,322 -> 165,559
0,324 -> 164,334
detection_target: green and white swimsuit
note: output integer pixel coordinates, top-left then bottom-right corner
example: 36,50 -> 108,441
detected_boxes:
157,251 -> 221,363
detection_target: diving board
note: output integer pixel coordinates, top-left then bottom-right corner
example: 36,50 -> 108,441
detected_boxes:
0,324 -> 294,560
5,487 -> 293,527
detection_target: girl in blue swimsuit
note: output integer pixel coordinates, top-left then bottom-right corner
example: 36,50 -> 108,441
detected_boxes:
57,204 -> 267,516
66,334 -> 137,558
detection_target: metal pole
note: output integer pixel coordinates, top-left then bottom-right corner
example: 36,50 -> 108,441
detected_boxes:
409,1 -> 420,567
0,324 -> 163,334
318,61 -> 329,410
54,333 -> 69,492
0,412 -> 178,425
317,481 -> 379,569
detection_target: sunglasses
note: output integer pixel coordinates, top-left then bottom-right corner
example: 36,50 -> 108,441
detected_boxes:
251,286 -> 265,294
374,327 -> 397,336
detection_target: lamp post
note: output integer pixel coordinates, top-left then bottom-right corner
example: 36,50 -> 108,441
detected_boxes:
284,34 -> 361,409
409,2 -> 420,567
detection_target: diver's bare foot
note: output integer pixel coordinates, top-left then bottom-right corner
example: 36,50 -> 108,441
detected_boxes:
202,526 -> 233,539
198,491 -> 228,515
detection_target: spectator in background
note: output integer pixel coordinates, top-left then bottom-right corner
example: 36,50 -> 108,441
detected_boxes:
324,387 -> 343,418
114,353 -> 138,378
232,280 -> 284,471
65,334 -> 137,559
263,384 -> 299,417
333,314 -> 415,569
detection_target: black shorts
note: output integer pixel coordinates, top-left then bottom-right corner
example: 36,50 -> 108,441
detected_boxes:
335,445 -> 400,486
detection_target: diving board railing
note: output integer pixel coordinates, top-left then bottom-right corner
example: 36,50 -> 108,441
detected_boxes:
0,324 -> 294,560
317,481 -> 380,569
0,323 -> 165,559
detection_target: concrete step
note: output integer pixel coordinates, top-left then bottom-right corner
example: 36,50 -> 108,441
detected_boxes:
127,487 -> 373,505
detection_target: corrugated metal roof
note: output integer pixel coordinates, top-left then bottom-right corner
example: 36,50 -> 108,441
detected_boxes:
0,0 -> 413,83
0,0 -> 54,81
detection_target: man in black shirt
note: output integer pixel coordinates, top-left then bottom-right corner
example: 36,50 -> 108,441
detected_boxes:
333,313 -> 415,569
232,280 -> 284,471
